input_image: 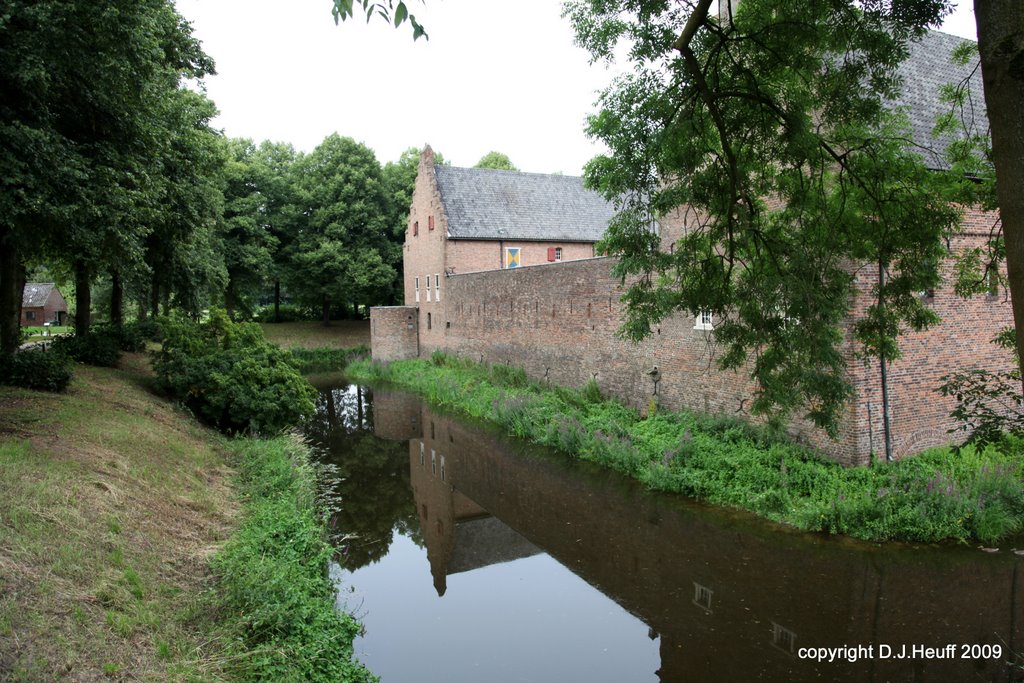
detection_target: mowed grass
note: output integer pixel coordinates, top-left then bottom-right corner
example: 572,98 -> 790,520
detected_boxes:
259,320 -> 370,350
0,355 -> 238,681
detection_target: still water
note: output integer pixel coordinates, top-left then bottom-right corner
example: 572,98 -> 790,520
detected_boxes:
304,384 -> 1024,682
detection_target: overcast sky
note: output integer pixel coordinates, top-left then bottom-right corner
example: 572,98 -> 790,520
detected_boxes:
173,1 -> 980,176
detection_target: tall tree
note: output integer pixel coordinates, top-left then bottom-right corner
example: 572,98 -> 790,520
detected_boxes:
254,141 -> 303,322
565,0 -> 961,434
288,134 -> 396,325
0,0 -> 215,344
973,1 -> 1024,389
219,138 -> 277,319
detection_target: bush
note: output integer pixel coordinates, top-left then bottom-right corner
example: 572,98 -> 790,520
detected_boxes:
254,303 -> 316,323
52,329 -> 122,367
153,311 -> 315,434
0,348 -> 74,392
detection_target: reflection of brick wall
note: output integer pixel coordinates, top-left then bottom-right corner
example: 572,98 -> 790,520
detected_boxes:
410,402 -> 1023,682
371,390 -> 422,441
369,307 -> 418,361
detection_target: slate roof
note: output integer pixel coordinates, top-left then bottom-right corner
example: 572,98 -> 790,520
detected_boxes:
22,283 -> 56,308
434,165 -> 616,242
892,29 -> 987,170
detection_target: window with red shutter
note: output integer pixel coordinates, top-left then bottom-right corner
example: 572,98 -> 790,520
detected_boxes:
547,247 -> 556,262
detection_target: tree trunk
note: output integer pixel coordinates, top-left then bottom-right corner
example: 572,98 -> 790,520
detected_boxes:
321,295 -> 331,327
110,269 -> 123,326
150,272 -> 160,320
74,259 -> 91,335
0,229 -> 25,355
273,279 -> 281,323
225,276 -> 236,320
975,0 -> 1024,390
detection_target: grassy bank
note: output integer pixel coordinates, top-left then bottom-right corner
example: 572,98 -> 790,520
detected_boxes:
213,437 -> 375,683
0,354 -> 372,681
348,354 -> 1024,545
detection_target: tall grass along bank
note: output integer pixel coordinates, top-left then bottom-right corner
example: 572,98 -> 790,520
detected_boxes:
0,354 -> 373,681
213,436 -> 376,683
348,354 -> 1024,545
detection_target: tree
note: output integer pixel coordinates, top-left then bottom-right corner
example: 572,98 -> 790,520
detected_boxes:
219,138 -> 277,319
288,134 -> 396,325
253,141 -> 303,322
564,0 -> 962,436
474,151 -> 519,171
0,0 -> 215,345
972,1 -> 1024,392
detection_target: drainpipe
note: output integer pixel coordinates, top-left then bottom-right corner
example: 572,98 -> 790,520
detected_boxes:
878,260 -> 894,463
499,240 -> 504,269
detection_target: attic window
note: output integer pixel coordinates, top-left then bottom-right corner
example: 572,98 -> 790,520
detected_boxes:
547,247 -> 563,262
428,215 -> 435,231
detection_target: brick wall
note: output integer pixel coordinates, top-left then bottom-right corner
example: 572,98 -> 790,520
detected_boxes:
370,306 -> 419,362
446,239 -> 596,274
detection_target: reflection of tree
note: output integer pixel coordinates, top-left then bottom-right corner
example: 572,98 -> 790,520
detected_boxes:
305,385 -> 422,570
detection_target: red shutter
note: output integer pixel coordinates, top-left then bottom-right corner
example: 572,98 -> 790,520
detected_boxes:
428,215 -> 434,231
547,247 -> 556,262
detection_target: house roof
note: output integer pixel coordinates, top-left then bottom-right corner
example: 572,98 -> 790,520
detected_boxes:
22,283 -> 56,308
892,29 -> 987,170
434,165 -> 616,242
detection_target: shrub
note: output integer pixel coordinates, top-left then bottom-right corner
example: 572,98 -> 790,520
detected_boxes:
153,311 -> 316,435
0,348 -> 74,392
52,329 -> 122,367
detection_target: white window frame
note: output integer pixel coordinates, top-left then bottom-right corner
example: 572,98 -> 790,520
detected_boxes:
414,276 -> 420,303
694,310 -> 714,331
555,247 -> 562,262
425,273 -> 431,302
506,246 -> 521,269
435,273 -> 440,302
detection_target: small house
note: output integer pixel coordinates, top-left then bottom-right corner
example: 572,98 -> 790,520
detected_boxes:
21,283 -> 68,326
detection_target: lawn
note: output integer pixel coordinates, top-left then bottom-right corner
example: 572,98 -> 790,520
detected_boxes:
259,320 -> 370,350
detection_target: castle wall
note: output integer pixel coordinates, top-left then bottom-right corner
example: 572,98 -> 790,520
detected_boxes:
369,306 -> 419,362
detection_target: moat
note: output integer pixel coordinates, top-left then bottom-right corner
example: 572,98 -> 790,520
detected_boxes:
304,384 -> 1024,682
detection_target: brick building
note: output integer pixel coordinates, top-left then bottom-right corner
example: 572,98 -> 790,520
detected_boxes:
21,283 -> 68,326
372,31 -> 1012,465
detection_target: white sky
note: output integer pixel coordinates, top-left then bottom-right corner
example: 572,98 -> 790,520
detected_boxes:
173,0 -> 980,176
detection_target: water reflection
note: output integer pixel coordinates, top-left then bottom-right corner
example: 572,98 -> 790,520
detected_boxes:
305,386 -> 422,567
311,386 -> 1024,682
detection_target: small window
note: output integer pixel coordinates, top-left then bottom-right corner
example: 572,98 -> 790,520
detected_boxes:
25,310 -> 35,321
693,583 -> 713,612
415,276 -> 420,303
772,623 -> 797,654
555,247 -> 562,261
427,312 -> 432,329
428,215 -> 434,231
506,247 -> 521,269
694,310 -> 714,331
434,274 -> 440,302
425,274 -> 431,302
413,221 -> 419,236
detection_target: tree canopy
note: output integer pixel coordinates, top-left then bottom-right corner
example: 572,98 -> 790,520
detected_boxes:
565,0 -> 962,434
474,151 -> 519,172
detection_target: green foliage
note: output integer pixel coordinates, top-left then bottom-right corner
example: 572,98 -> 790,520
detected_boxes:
473,151 -> 519,171
213,436 -> 376,682
152,311 -> 315,434
348,356 -> 1024,543
52,329 -> 122,367
331,0 -> 427,40
564,0 -> 959,435
286,135 -> 399,318
0,349 -> 74,392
